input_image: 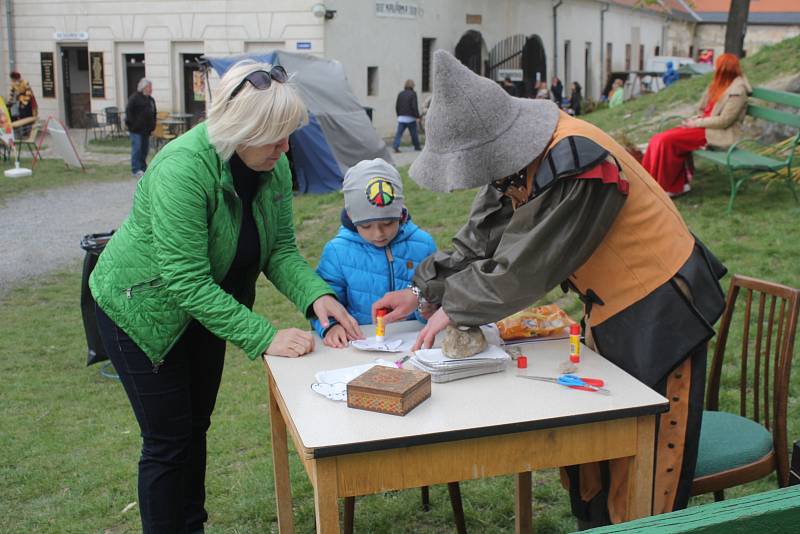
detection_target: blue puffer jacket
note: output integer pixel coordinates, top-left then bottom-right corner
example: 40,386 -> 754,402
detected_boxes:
311,211 -> 437,336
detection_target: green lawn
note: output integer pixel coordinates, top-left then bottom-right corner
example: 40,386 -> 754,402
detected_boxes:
0,158 -> 131,206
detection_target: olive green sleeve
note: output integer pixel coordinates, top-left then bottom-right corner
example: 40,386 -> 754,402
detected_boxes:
441,179 -> 627,326
412,185 -> 515,303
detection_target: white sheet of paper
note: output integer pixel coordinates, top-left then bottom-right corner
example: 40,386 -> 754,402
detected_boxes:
350,336 -> 405,352
414,344 -> 510,365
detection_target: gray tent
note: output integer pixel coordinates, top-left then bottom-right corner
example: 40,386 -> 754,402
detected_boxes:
205,51 -> 392,193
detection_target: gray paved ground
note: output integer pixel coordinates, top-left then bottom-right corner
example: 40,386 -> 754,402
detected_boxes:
0,136 -> 419,295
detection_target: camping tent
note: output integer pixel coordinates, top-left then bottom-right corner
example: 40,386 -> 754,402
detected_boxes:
203,51 -> 392,193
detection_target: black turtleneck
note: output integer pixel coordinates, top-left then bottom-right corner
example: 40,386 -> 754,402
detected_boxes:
220,153 -> 261,301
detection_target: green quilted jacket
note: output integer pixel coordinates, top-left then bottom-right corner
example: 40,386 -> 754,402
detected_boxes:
89,122 -> 332,364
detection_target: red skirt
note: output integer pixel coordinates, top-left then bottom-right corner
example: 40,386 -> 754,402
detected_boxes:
642,127 -> 707,195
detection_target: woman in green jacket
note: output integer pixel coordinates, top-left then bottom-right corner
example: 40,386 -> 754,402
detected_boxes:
90,61 -> 361,533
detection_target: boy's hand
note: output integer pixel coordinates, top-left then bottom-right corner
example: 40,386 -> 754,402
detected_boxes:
313,295 -> 363,340
323,324 -> 348,348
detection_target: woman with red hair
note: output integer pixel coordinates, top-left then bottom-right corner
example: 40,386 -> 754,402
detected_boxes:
642,53 -> 751,196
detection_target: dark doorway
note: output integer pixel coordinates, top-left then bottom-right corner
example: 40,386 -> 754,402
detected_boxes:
521,35 -> 547,99
182,54 -> 205,126
455,30 -> 483,75
124,53 -> 145,99
60,46 -> 90,127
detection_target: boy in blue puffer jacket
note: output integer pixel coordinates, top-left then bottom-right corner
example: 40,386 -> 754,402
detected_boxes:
311,158 -> 437,347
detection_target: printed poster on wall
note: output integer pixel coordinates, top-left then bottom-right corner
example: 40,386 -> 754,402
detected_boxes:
40,52 -> 56,98
192,70 -> 205,102
90,51 -> 105,98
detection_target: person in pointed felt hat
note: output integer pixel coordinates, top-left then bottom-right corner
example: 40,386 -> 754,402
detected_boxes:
374,49 -> 728,527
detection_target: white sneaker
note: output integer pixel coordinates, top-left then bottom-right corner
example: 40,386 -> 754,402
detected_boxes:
133,170 -> 145,179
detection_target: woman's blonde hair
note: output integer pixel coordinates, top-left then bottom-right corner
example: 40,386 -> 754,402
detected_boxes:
206,60 -> 308,161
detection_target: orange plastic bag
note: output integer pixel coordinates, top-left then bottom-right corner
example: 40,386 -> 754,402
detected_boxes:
495,304 -> 574,341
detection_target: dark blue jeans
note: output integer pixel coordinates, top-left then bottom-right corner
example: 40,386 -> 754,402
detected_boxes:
130,132 -> 150,174
96,304 -> 225,534
392,120 -> 421,151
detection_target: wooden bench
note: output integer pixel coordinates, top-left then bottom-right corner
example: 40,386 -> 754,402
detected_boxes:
661,87 -> 800,213
585,484 -> 800,533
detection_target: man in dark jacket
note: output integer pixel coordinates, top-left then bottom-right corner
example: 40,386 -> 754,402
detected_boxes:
392,79 -> 421,153
125,78 -> 157,178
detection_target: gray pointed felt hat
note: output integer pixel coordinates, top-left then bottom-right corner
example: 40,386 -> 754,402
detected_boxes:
410,50 -> 560,192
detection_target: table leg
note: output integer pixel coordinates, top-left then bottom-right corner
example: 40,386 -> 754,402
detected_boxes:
269,375 -> 295,533
626,415 -> 656,520
515,471 -> 532,534
313,457 -> 341,533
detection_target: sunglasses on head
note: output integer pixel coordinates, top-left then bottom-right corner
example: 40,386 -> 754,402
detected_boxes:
491,168 -> 528,194
228,66 -> 289,101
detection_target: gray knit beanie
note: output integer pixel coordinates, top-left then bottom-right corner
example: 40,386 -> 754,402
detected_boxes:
343,158 -> 404,225
410,50 -> 560,192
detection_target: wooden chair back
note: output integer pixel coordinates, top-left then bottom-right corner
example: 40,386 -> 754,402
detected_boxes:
706,274 -> 800,486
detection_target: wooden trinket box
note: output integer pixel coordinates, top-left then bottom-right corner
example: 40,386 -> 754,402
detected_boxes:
347,365 -> 431,416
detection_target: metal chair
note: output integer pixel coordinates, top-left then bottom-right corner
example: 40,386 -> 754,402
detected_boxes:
84,112 -> 108,145
692,274 -> 800,500
104,107 -> 123,138
343,482 -> 466,534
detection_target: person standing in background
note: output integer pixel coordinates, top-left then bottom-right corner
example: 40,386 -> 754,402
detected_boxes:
125,78 -> 157,178
8,71 -> 37,136
568,81 -> 583,116
550,76 -> 564,107
392,79 -> 421,153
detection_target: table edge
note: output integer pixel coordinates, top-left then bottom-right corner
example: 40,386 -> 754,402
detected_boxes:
309,401 -> 669,459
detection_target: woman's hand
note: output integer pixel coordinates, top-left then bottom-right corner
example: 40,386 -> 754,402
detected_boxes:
312,295 -> 363,340
323,324 -> 348,348
412,307 -> 452,351
682,117 -> 700,128
265,328 -> 315,358
372,289 -> 418,323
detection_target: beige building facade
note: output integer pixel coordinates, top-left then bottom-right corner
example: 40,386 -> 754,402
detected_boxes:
0,0 -> 776,137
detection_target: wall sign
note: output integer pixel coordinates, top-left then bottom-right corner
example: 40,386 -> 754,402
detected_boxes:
54,31 -> 88,41
90,52 -> 105,98
375,1 -> 418,19
40,52 -> 56,98
296,41 -> 312,50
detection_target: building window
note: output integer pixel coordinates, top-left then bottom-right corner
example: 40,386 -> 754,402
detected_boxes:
422,38 -> 435,92
606,42 -> 613,78
625,44 -> 631,71
367,66 -> 378,96
564,40 -> 571,87
639,44 -> 644,71
689,45 -> 695,59
655,45 -> 661,56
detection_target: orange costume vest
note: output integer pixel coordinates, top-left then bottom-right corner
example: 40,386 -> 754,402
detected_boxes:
547,112 -> 695,326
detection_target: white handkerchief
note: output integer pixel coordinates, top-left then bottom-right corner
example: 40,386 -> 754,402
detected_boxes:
312,359 -> 396,402
350,337 -> 404,352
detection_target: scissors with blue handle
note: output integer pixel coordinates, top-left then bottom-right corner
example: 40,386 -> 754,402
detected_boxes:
518,374 -> 610,394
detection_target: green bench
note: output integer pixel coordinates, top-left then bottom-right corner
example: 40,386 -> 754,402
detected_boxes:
661,87 -> 800,213
585,484 -> 800,533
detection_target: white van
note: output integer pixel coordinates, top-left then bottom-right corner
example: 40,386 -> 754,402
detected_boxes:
646,56 -> 696,73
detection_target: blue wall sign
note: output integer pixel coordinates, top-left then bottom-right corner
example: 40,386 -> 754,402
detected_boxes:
296,42 -> 312,50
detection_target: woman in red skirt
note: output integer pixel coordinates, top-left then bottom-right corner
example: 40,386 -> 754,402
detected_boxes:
643,54 -> 751,196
